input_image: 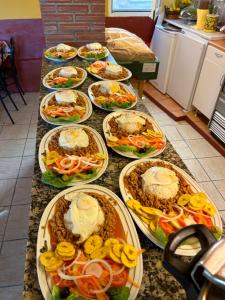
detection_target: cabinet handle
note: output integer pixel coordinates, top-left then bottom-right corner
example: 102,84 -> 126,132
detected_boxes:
220,74 -> 225,86
215,52 -> 223,58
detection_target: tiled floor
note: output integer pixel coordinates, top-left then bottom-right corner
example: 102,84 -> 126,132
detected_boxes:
0,92 -> 38,299
0,94 -> 225,299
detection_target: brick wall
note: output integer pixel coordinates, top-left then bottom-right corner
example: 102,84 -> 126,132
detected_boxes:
40,0 -> 105,47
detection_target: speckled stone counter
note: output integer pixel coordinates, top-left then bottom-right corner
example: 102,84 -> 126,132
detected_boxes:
23,56 -> 191,300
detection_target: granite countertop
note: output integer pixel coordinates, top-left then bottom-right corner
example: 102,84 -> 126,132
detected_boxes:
209,39 -> 225,52
23,55 -> 192,300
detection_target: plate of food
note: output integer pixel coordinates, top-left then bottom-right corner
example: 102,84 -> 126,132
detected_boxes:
40,90 -> 92,125
43,66 -> 87,90
88,81 -> 137,111
44,43 -> 78,62
119,158 -> 222,256
78,42 -> 109,61
103,110 -> 166,158
39,124 -> 108,188
87,61 -> 132,81
37,184 -> 143,300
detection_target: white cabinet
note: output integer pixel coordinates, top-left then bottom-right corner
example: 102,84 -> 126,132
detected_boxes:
192,45 -> 225,119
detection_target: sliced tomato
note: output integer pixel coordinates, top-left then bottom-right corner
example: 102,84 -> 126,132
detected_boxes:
50,274 -> 75,288
193,213 -> 213,229
177,216 -> 187,227
76,276 -> 102,298
159,218 -> 176,235
105,259 -> 129,288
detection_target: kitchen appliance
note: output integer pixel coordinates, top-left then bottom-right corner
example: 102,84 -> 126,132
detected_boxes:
209,80 -> 225,144
163,224 -> 225,300
167,31 -> 207,110
150,24 -> 180,94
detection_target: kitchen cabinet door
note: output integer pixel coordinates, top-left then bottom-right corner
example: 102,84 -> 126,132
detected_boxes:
192,49 -> 225,119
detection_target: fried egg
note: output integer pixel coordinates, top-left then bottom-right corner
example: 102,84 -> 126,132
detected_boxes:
142,166 -> 179,199
55,90 -> 77,105
64,192 -> 105,243
105,64 -> 122,76
99,81 -> 120,95
116,113 -> 146,133
59,66 -> 77,78
59,128 -> 89,149
86,43 -> 102,51
56,43 -> 72,53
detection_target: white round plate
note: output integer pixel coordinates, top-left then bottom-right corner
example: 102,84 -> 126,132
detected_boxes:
88,80 -> 137,112
119,158 -> 223,256
39,124 -> 108,186
42,67 -> 87,91
87,64 -> 132,82
40,90 -> 93,126
78,46 -> 109,61
37,184 -> 143,300
103,110 -> 166,159
44,46 -> 78,63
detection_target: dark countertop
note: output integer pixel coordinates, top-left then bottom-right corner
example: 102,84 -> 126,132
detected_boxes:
23,55 -> 191,300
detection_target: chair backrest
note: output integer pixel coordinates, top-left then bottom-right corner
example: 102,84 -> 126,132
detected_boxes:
8,37 -> 16,68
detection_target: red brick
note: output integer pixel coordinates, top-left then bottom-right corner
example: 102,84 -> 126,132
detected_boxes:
45,25 -> 58,32
75,15 -> 105,23
46,0 -> 72,2
90,25 -> 104,32
41,5 -> 56,12
46,34 -> 75,41
59,24 -> 89,32
58,4 -> 89,12
90,4 -> 104,13
42,14 -> 73,22
76,32 -> 105,41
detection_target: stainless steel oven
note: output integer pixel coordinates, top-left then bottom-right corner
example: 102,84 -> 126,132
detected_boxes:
209,87 -> 225,144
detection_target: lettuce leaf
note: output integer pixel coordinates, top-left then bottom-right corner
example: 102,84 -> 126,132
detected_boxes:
53,78 -> 75,88
107,287 -> 130,300
47,114 -> 80,123
114,145 -> 137,152
114,145 -> 155,157
155,225 -> 168,246
86,52 -> 106,59
42,169 -> 97,188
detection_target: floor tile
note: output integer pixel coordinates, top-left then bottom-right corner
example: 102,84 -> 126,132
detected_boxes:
0,125 -> 29,140
27,125 -> 37,139
3,111 -> 32,125
219,210 -> 225,222
186,139 -> 221,158
183,159 -> 210,182
170,140 -> 195,159
0,157 -> 22,179
18,156 -> 34,178
160,125 -> 183,141
0,139 -> 25,157
176,124 -> 202,139
12,178 -> 32,205
31,110 -> 39,124
4,205 -> 30,240
199,181 -> 225,210
0,285 -> 23,300
0,109 -> 7,125
0,239 -> 27,287
0,179 -> 16,206
151,112 -> 177,126
23,139 -> 36,156
198,157 -> 225,180
213,180 -> 225,200
143,98 -> 164,114
0,207 -> 9,241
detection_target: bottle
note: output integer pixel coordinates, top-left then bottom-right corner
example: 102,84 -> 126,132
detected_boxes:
196,0 -> 210,29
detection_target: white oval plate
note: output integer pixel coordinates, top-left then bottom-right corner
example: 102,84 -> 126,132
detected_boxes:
103,110 -> 166,159
40,90 -> 93,126
78,46 -> 109,61
87,64 -> 132,82
44,46 -> 78,63
42,67 -> 87,91
88,80 -> 137,112
37,184 -> 143,300
119,158 -> 223,256
39,124 -> 108,186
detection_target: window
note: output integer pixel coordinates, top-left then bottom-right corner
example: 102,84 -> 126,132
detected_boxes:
108,0 -> 152,16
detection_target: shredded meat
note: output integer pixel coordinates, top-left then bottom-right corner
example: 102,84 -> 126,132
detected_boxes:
48,128 -> 99,156
48,93 -> 85,107
48,192 -> 117,249
97,67 -> 128,80
124,161 -> 193,213
108,116 -> 154,139
91,84 -> 127,98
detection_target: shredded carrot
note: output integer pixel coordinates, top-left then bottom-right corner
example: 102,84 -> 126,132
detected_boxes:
127,275 -> 141,288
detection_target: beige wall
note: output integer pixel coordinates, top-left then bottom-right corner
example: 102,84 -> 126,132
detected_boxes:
0,0 -> 41,20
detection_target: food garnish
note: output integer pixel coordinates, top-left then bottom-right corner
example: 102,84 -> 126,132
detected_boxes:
79,43 -> 108,60
45,44 -> 77,60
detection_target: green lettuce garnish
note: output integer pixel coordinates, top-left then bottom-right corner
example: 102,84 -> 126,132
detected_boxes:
47,114 -> 81,123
